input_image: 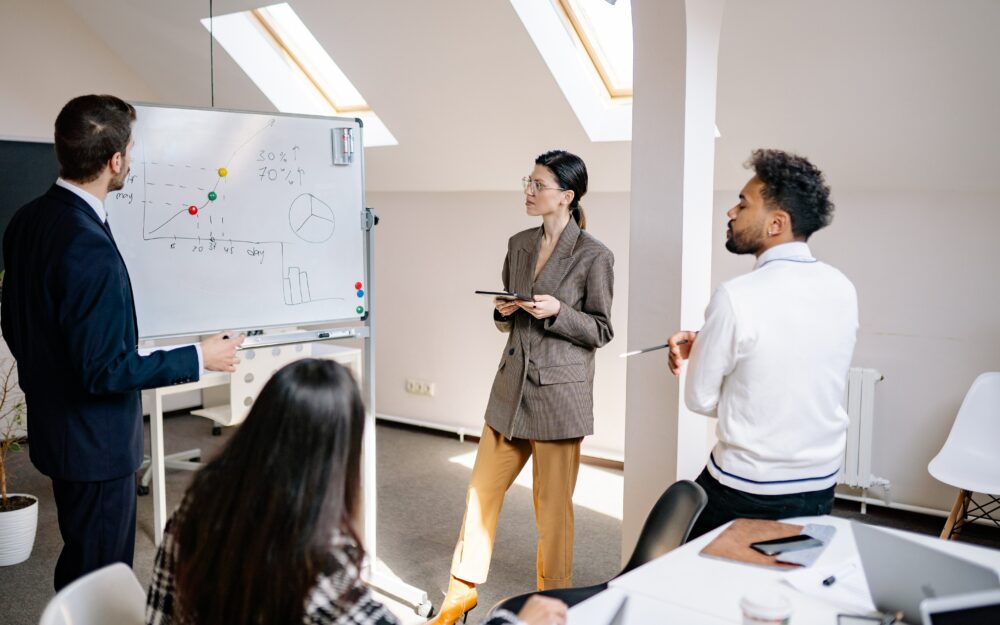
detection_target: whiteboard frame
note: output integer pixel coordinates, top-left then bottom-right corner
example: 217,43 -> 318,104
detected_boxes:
120,102 -> 370,340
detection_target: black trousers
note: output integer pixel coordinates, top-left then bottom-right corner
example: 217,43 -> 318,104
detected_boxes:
689,467 -> 835,540
50,473 -> 137,591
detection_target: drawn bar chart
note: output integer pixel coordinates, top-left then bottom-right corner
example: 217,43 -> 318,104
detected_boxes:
283,266 -> 314,305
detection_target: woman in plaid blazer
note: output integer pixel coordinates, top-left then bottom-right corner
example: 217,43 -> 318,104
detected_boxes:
431,151 -> 615,625
145,359 -> 566,625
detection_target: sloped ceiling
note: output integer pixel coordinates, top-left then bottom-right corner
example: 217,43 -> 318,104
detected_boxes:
59,0 -> 999,193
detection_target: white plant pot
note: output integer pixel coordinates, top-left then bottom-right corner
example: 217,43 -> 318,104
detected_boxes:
0,494 -> 38,566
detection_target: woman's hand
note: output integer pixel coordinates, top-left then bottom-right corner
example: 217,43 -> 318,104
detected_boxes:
495,297 -> 520,317
516,595 -> 567,625
518,294 -> 561,320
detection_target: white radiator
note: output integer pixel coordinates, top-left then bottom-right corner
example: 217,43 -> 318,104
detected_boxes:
839,367 -> 890,498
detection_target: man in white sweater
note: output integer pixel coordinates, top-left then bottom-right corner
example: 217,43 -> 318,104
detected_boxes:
668,149 -> 858,538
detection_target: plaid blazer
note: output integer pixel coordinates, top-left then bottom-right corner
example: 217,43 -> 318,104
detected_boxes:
484,219 -> 614,441
146,510 -> 521,625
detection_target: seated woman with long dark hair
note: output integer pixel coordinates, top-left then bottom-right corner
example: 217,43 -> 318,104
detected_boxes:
145,359 -> 566,625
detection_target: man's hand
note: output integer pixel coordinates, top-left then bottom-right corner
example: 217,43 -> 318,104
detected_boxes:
667,330 -> 698,377
516,595 -> 568,625
495,297 -> 520,317
518,294 -> 561,320
201,332 -> 244,372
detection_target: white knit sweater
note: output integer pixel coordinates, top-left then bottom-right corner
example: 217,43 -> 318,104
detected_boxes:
686,242 -> 859,495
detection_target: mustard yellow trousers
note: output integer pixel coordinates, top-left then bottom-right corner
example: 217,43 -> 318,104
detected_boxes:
450,424 -> 582,590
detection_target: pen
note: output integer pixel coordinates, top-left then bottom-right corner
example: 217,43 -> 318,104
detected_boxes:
619,340 -> 688,358
822,562 -> 856,586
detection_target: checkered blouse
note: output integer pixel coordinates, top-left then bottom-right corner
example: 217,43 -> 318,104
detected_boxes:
145,512 -> 523,625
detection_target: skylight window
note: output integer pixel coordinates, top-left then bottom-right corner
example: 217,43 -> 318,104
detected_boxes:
202,3 -> 396,146
559,0 -> 633,98
510,0 -> 632,141
512,1 -> 719,142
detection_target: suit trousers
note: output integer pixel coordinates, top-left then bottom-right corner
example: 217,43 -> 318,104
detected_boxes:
451,424 -> 582,590
51,473 -> 137,591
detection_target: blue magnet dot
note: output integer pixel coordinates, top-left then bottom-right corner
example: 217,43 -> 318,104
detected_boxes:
356,289 -> 364,298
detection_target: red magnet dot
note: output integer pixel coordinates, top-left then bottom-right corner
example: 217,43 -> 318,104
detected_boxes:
188,205 -> 198,215
355,281 -> 363,290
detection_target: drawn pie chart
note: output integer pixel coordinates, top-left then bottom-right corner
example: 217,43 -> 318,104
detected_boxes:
288,193 -> 335,243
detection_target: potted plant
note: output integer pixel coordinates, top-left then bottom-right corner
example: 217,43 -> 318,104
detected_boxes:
0,267 -> 36,566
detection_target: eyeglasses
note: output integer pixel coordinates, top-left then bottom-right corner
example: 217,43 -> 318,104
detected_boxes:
522,177 -> 566,196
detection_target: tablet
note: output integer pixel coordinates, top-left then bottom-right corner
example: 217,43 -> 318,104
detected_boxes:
475,290 -> 534,301
921,589 -> 1000,624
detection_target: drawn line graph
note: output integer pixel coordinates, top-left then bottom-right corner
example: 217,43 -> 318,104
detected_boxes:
142,118 -> 277,238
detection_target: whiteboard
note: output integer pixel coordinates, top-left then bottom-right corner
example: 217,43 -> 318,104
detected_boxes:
106,105 -> 368,339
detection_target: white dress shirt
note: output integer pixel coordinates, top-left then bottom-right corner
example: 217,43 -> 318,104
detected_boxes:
686,242 -> 858,495
56,177 -> 106,222
55,178 -> 205,372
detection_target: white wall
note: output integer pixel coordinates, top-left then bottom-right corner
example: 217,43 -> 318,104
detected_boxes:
0,329 -> 25,439
368,191 -> 629,460
0,0 -> 159,139
622,0 -> 724,555
709,188 -> 1000,511
0,0 -> 160,434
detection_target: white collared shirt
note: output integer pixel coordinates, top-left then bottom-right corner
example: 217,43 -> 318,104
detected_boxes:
56,177 -> 107,223
55,177 -> 205,372
685,242 -> 858,495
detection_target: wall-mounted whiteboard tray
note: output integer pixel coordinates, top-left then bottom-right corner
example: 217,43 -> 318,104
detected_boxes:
106,104 -> 368,339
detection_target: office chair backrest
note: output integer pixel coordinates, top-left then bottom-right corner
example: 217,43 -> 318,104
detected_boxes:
939,372 -> 1000,456
619,479 -> 707,576
38,563 -> 145,625
928,372 -> 1000,493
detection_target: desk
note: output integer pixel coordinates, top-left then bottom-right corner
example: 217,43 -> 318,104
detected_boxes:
568,586 -> 731,625
145,343 -> 361,545
568,516 -> 1000,624
147,371 -> 229,545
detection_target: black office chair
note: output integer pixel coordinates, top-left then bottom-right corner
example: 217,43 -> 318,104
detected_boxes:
489,479 -> 708,615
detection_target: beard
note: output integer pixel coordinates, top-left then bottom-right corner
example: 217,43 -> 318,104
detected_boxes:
725,221 -> 764,255
108,166 -> 129,192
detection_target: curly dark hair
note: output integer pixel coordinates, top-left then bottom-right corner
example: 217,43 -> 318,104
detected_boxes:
746,149 -> 833,239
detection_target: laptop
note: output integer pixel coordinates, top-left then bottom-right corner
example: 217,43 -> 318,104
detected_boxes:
852,522 -> 1000,625
920,589 -> 1000,625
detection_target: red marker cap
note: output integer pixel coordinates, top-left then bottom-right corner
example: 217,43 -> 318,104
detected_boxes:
355,281 -> 363,290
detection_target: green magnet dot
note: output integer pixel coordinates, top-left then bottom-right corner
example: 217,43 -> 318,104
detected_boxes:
207,191 -> 217,201
356,306 -> 365,315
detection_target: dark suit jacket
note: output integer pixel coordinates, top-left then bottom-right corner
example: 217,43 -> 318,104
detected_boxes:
484,218 -> 614,440
1,184 -> 199,482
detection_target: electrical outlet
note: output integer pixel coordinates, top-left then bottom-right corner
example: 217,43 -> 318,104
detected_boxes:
405,378 -> 435,396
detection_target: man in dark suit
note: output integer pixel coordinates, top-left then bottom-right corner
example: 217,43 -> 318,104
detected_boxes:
0,95 -> 243,590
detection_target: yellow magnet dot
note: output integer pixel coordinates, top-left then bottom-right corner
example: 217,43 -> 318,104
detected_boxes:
218,167 -> 228,177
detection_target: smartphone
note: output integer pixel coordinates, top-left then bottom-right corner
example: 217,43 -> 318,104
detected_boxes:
750,534 -> 823,556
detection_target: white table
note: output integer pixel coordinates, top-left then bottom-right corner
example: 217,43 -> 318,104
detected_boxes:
569,586 -> 732,625
147,371 -> 229,545
568,515 -> 1000,624
145,342 -> 361,545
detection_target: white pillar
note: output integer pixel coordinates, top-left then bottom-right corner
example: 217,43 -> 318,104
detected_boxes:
623,0 -> 724,557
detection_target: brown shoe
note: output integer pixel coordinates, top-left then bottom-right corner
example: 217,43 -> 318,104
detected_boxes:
427,577 -> 478,625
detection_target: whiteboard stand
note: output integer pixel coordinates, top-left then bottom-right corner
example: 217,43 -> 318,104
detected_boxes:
360,207 -> 434,617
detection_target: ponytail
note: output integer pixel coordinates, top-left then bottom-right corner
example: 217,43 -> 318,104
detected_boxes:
536,149 -> 588,231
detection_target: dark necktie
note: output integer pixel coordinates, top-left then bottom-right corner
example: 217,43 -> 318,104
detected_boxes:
102,217 -> 117,246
